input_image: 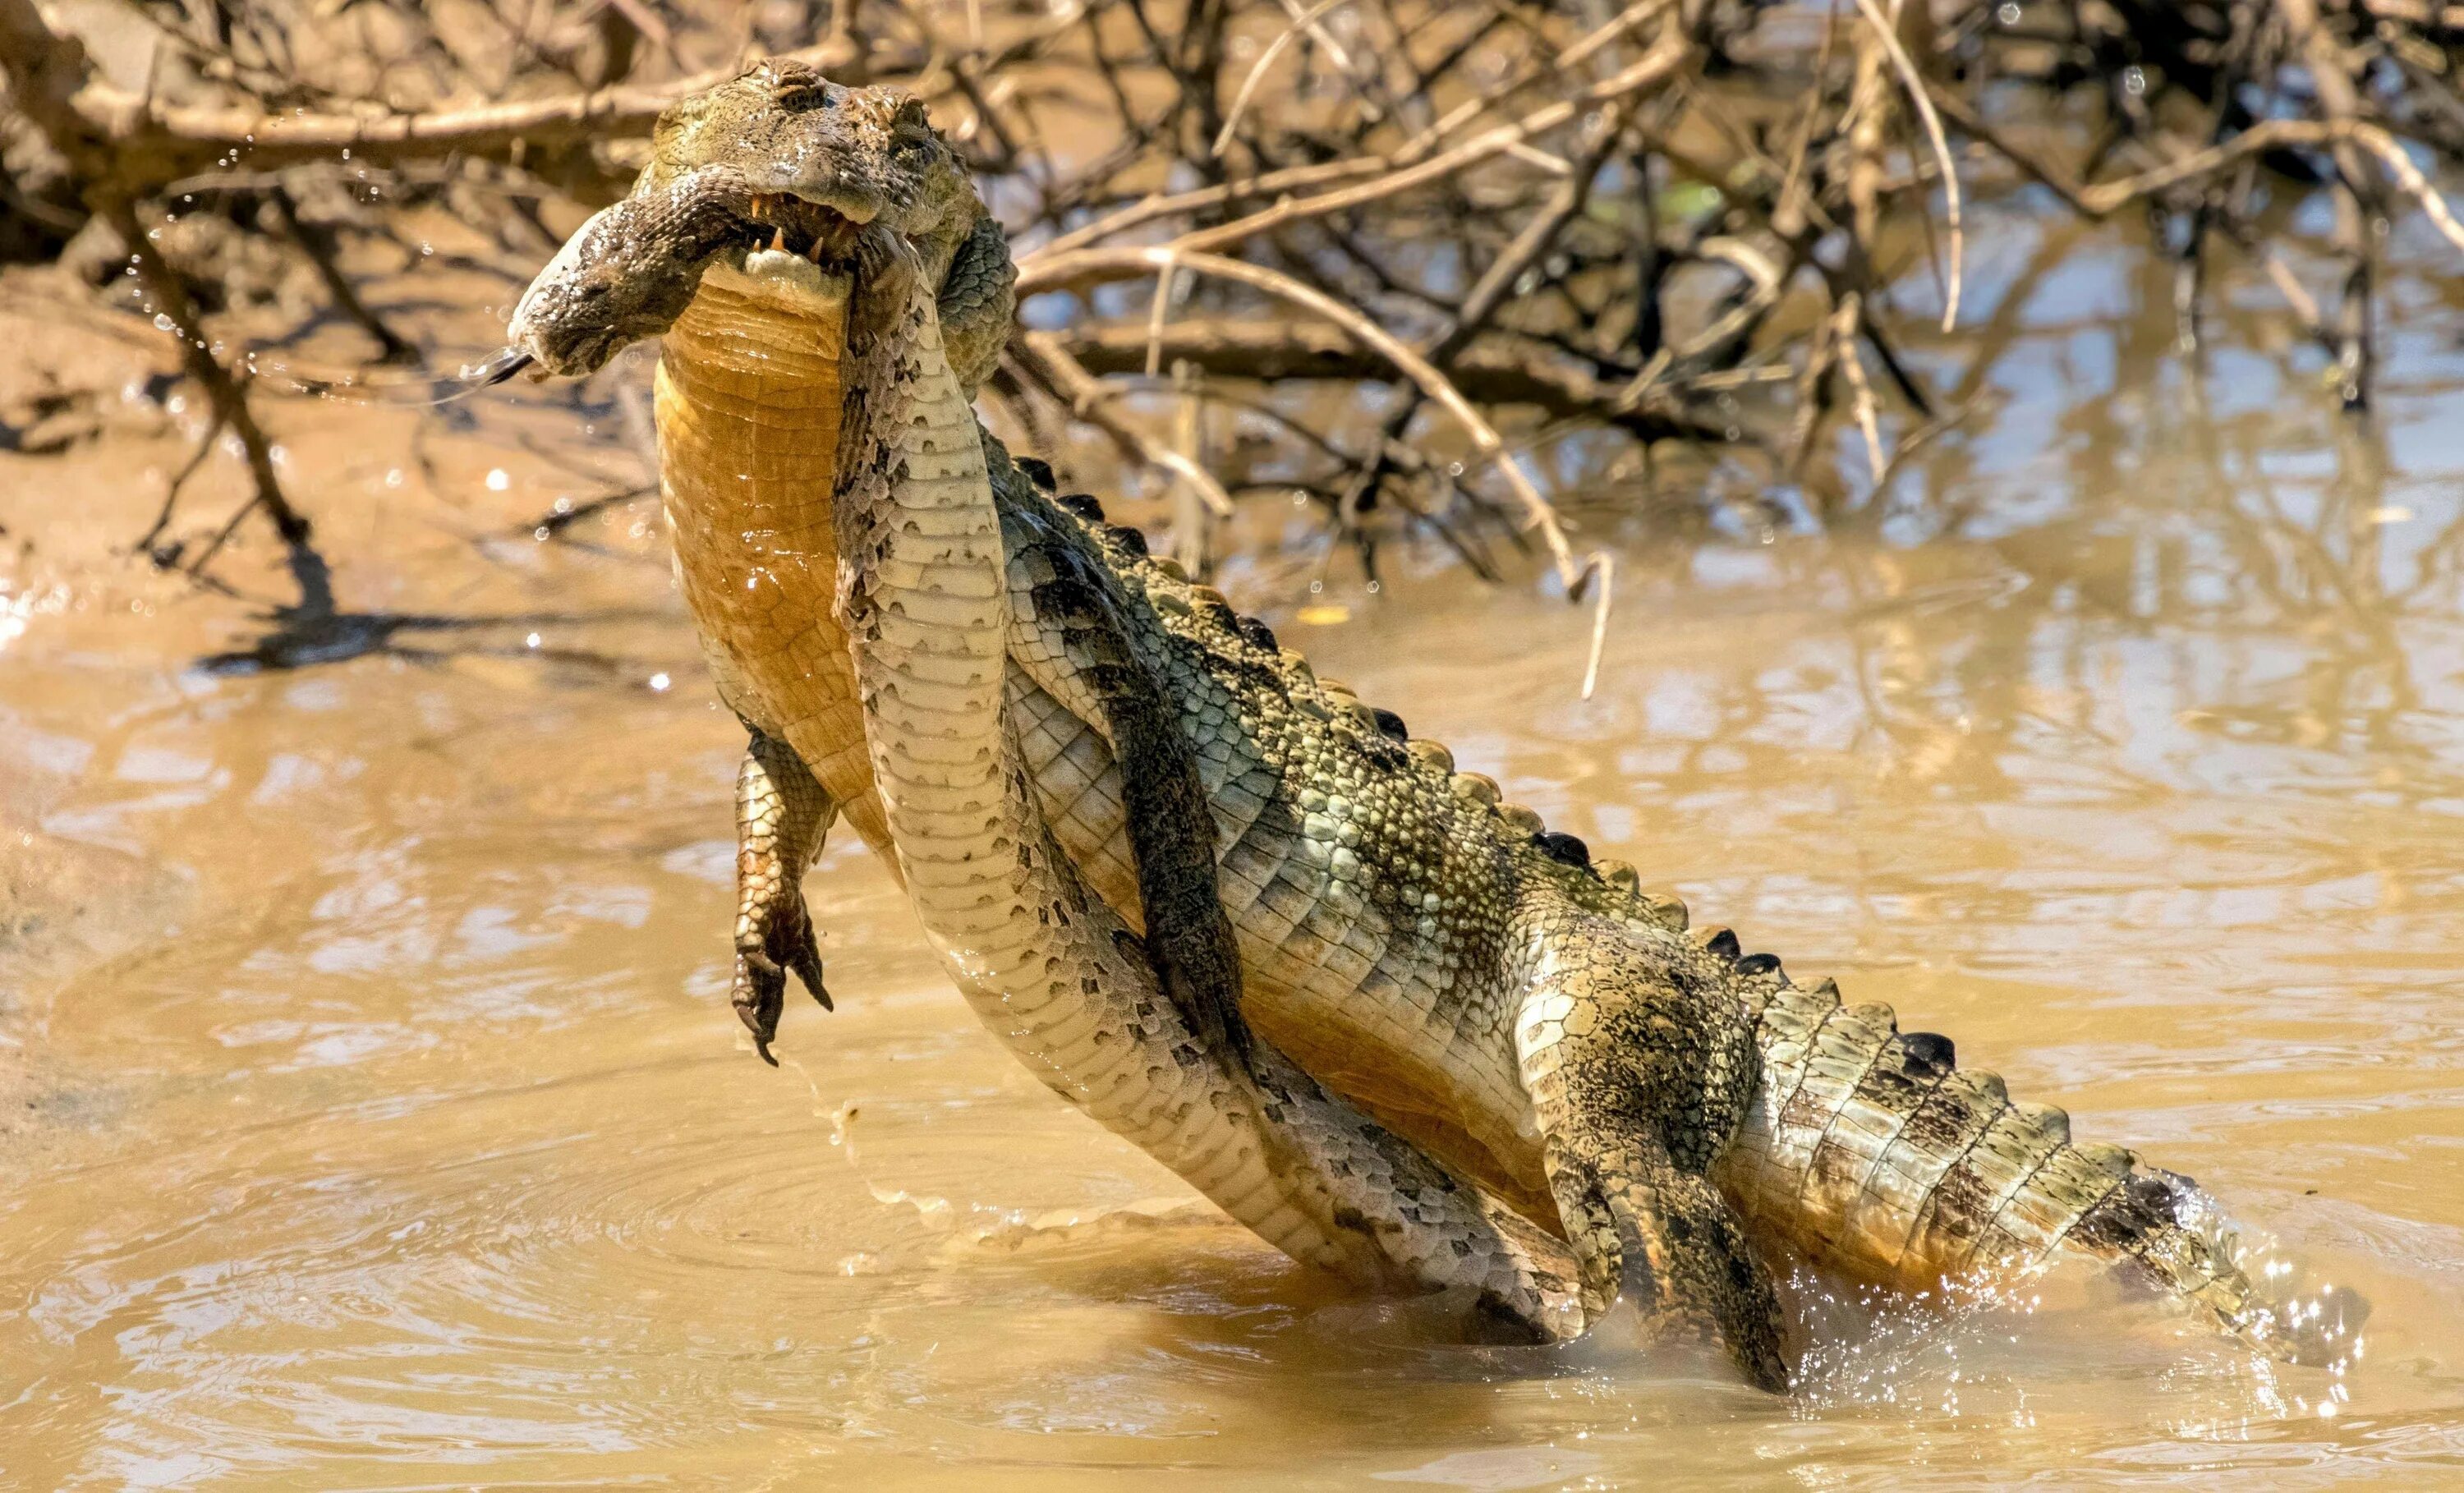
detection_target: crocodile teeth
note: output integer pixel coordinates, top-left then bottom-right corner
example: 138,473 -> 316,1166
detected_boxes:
770,226 -> 788,253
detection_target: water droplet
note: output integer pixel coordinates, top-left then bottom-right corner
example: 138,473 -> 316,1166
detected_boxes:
525,632 -> 542,649
485,468 -> 510,491
384,468 -> 403,489
649,673 -> 672,691
552,495 -> 573,514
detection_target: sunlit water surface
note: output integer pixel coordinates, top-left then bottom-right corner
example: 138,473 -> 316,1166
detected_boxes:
2,200 -> 2462,1489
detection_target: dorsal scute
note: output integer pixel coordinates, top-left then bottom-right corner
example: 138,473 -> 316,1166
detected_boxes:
1899,1030 -> 1956,1077
2074,1140 -> 2135,1178
1450,771 -> 1501,807
2012,1101 -> 2072,1147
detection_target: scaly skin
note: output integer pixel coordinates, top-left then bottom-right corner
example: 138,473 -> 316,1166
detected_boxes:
513,61 -> 1584,1340
996,515 -> 2287,1368
508,62 -> 2340,1389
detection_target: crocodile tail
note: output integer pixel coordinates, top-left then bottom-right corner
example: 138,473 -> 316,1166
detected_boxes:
1709,960 -> 2292,1356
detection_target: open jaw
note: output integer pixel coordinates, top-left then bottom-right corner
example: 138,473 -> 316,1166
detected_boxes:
717,194 -> 864,324
743,191 -> 871,268
507,177 -> 878,379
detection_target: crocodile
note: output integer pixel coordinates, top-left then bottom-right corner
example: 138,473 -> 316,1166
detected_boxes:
509,64 -> 1588,1343
505,62 -> 2350,1390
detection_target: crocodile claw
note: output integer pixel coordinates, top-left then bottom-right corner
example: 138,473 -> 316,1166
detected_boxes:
732,893 -> 830,1066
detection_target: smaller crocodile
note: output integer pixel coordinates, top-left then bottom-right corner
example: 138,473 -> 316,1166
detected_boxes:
506,62 -> 2362,1390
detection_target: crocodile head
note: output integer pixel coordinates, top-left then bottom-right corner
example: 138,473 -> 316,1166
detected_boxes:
508,60 -> 984,378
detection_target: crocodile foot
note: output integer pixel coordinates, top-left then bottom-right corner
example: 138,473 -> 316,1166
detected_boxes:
733,726 -> 837,1064
733,888 -> 830,1063
1518,912 -> 1793,1391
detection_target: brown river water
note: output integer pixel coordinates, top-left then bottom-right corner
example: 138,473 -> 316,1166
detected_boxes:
4,197 -> 2463,1488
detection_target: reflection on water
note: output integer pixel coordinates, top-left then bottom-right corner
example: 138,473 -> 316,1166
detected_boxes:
3,202 -> 2463,1488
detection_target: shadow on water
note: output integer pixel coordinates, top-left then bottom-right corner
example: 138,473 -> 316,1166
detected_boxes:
199,596 -> 663,675
169,352 -> 666,674
189,537 -> 662,675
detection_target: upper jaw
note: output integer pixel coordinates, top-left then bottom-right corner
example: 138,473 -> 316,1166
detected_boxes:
746,187 -> 880,269
504,169 -> 888,377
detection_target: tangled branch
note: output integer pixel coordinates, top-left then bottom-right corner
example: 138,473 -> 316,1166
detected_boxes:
7,0 -> 2464,643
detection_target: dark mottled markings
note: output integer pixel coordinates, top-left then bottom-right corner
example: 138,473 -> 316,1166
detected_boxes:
1917,1142 -> 2003,1245
2066,1174 -> 2182,1265
1734,951 -> 1781,978
1900,1031 -> 1956,1077
1893,1082 -> 1993,1159
1014,455 -> 1057,492
1370,707 -> 1409,742
1237,616 -> 1278,653
1705,928 -> 1742,962
1806,1056 -> 1936,1201
1058,493 -> 1105,521
1106,524 -> 1149,557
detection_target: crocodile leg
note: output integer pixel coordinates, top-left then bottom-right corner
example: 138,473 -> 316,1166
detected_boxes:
1515,910 -> 1791,1389
1007,481 -> 1583,1338
731,725 -> 834,1063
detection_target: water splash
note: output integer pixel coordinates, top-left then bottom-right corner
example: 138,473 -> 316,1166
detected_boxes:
2166,1178 -> 2370,1373
1784,1186 -> 2370,1426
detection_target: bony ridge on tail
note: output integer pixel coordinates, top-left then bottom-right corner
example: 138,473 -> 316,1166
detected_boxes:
506,59 -> 2364,1393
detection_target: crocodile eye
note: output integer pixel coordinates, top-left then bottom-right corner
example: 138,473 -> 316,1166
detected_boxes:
775,80 -> 834,113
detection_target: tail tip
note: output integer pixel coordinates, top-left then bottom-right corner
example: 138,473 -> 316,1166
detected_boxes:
2256,1279 -> 2372,1369
2150,1169 -> 2372,1369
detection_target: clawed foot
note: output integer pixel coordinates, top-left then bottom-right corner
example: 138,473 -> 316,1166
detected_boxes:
733,892 -> 830,1065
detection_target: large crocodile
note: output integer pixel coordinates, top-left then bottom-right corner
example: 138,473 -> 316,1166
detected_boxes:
505,62 -> 2350,1390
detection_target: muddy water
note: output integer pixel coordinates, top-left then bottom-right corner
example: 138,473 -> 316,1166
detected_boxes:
6,204 -> 2464,1488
